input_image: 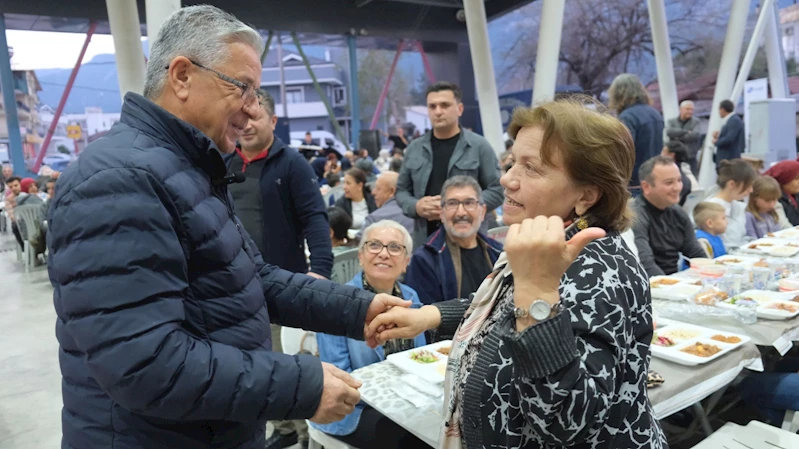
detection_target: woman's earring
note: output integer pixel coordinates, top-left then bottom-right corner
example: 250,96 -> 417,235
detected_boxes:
576,216 -> 588,230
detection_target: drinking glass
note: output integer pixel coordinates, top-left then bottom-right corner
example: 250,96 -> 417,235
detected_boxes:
735,299 -> 758,324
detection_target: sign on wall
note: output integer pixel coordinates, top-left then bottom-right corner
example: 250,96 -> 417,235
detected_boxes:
743,78 -> 769,151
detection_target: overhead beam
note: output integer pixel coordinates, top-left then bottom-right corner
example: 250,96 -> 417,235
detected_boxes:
382,0 -> 464,7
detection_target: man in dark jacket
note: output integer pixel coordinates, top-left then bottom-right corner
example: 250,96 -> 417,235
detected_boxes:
714,99 -> 746,167
405,176 -> 503,306
666,100 -> 701,175
46,6 -> 408,449
632,156 -> 706,276
228,90 -> 331,449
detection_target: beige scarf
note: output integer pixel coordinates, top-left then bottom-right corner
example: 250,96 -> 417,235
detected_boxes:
439,251 -> 512,449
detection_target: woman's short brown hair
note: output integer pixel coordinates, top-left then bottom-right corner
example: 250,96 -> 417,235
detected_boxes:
507,98 -> 634,232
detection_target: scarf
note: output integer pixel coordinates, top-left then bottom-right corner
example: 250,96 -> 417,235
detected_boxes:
439,252 -> 512,449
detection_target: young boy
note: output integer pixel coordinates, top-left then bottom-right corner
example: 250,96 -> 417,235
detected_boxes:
693,202 -> 728,258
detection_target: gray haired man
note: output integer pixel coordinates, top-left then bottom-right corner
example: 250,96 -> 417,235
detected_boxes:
666,100 -> 701,175
47,6 -> 410,449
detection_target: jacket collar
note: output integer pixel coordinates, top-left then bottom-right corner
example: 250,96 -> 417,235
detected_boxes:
423,227 -> 503,255
119,93 -> 226,181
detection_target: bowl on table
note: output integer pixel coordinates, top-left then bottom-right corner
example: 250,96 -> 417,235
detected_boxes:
778,278 -> 799,292
698,265 -> 727,279
690,258 -> 715,270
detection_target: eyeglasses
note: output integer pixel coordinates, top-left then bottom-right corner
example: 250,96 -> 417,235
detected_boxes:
363,240 -> 406,257
442,198 -> 482,212
167,60 -> 264,108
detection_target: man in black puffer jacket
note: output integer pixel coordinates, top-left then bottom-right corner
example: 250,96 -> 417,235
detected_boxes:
47,6 -> 408,449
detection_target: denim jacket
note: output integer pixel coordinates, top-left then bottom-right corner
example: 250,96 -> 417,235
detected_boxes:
309,273 -> 428,436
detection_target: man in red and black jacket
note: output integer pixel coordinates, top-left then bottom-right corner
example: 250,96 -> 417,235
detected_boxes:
226,90 -> 333,449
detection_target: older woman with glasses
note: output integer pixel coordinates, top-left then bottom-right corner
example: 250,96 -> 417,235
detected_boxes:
367,99 -> 666,448
312,220 -> 429,449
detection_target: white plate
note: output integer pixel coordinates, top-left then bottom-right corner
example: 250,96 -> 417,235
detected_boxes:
740,238 -> 794,254
714,255 -> 763,267
650,283 -> 702,302
386,340 -> 452,384
717,290 -> 799,320
650,322 -> 750,366
768,246 -> 799,257
772,228 -> 799,239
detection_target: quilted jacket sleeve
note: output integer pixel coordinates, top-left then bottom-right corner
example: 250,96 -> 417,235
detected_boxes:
250,242 -> 375,340
49,167 -> 323,422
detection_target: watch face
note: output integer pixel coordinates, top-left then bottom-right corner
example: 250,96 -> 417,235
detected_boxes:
530,300 -> 552,320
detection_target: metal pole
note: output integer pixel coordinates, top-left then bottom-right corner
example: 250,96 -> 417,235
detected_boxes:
33,21 -> 97,174
697,0 -> 752,190
764,1 -> 789,98
144,0 -> 179,50
261,30 -> 273,65
370,39 -> 405,130
106,0 -> 147,99
462,0 -> 504,154
730,0 -> 775,106
0,14 -> 29,176
415,41 -> 436,83
276,32 -> 288,118
290,32 -> 351,153
531,0 -> 565,105
648,0 -> 680,124
348,34 -> 361,147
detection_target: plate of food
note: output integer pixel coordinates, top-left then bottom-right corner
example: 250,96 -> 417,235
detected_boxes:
742,238 -> 795,255
386,341 -> 452,384
771,228 -> 799,239
649,322 -> 750,366
717,290 -> 799,320
714,255 -> 762,267
649,277 -> 702,301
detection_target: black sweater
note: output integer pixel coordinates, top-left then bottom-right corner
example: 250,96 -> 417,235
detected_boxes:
632,195 -> 706,276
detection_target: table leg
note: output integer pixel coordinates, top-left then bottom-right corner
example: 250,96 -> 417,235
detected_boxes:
692,402 -> 714,436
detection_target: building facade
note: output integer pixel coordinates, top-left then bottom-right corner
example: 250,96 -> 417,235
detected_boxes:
260,51 -> 350,138
0,69 -> 42,164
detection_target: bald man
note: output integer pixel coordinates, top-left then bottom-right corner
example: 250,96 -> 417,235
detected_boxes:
356,171 -> 414,238
666,100 -> 701,175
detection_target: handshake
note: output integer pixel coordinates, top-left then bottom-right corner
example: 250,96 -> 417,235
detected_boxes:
310,293 -> 442,424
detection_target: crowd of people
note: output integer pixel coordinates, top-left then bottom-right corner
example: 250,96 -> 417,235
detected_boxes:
5,4 -> 799,449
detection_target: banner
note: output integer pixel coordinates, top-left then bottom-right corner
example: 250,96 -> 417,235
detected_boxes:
743,78 -> 768,151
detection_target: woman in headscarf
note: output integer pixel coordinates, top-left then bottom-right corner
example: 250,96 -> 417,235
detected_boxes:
764,160 -> 799,226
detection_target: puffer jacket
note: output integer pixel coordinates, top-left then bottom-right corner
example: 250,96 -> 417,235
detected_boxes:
47,93 -> 375,449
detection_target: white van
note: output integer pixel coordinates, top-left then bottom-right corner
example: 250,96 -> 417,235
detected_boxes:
289,130 -> 348,157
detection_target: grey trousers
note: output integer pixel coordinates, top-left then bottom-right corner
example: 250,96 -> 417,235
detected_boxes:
270,324 -> 309,441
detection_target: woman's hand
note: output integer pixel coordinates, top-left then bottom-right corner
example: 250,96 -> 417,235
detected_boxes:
505,216 -> 606,295
364,305 -> 441,347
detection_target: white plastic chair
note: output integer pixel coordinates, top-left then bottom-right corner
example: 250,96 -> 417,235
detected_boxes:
681,188 -> 706,218
782,409 -> 799,433
330,248 -> 361,285
280,327 -> 358,449
14,204 -> 44,271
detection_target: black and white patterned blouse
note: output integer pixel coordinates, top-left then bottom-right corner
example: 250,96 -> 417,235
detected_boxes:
434,230 -> 668,448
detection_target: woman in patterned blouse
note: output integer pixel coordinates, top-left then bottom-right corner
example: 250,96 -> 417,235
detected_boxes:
367,99 -> 668,449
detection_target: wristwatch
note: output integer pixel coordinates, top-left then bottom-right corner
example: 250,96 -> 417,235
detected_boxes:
514,300 -> 563,321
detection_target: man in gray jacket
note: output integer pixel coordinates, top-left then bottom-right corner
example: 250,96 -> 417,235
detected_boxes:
666,100 -> 701,175
396,81 -> 503,247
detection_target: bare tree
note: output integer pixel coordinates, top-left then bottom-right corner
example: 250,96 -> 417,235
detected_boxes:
500,0 -> 725,96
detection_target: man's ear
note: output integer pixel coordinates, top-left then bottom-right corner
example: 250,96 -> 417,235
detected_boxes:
166,56 -> 194,102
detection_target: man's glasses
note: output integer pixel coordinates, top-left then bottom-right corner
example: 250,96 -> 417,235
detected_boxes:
363,240 -> 406,257
442,198 -> 482,212
167,60 -> 264,108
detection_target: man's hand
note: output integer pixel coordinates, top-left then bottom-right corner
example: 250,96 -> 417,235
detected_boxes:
712,130 -> 719,143
366,305 -> 442,345
363,293 -> 412,347
307,272 -> 327,280
310,362 -> 362,424
414,195 -> 441,220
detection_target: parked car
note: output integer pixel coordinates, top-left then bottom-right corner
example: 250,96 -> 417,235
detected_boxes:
289,130 -> 347,157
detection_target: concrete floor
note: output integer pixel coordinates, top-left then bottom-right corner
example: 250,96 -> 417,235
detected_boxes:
0,233 -> 61,449
0,232 -> 305,449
